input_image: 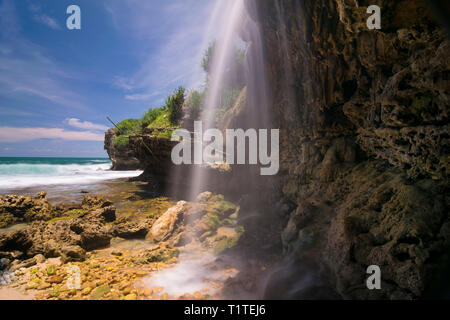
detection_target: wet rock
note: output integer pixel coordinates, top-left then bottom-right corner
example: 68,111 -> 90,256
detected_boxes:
0,192 -> 58,228
147,201 -> 189,242
90,285 -> 110,300
0,201 -> 116,259
133,244 -> 179,264
60,245 -> 86,263
90,206 -> 116,223
253,0 -> 449,299
81,195 -> 113,210
9,257 -> 37,272
34,254 -> 46,264
104,128 -> 142,171
111,217 -> 151,239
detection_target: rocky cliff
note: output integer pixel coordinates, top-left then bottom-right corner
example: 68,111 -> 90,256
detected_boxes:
249,0 -> 449,299
104,129 -> 142,171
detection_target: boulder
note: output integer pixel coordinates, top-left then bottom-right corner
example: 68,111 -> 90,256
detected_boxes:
0,202 -> 117,259
0,192 -> 58,228
146,201 -> 189,242
110,217 -> 151,239
61,245 -> 86,263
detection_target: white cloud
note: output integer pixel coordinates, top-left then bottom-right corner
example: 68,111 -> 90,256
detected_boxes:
113,76 -> 135,91
104,0 -> 226,101
66,118 -> 108,131
124,92 -> 161,101
28,2 -> 60,30
33,14 -> 61,30
0,127 -> 105,142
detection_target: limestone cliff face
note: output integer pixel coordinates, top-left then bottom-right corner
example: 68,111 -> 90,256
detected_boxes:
251,0 -> 449,299
104,129 -> 142,171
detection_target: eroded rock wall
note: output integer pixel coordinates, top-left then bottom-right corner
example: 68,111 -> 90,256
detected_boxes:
104,129 -> 142,171
252,0 -> 449,299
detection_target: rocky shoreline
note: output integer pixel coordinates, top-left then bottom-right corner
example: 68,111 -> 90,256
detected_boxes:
0,185 -> 265,300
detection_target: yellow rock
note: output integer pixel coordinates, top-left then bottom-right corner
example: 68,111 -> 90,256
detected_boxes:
47,275 -> 64,284
68,289 -> 77,296
193,291 -> 204,300
124,293 -> 137,300
123,288 -> 131,295
82,287 -> 92,295
143,289 -> 153,297
160,293 -> 169,300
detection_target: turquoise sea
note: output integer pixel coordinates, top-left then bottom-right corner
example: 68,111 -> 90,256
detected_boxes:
0,157 -> 142,192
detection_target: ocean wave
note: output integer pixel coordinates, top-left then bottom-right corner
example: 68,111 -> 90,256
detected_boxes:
0,161 -> 142,191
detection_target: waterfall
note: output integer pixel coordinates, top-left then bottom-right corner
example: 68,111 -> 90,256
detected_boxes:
188,0 -> 246,201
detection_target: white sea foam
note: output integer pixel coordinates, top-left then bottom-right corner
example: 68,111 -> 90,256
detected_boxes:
0,161 -> 142,191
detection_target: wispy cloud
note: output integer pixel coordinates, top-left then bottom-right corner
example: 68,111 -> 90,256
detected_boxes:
104,0 -> 224,102
0,127 -> 105,142
125,92 -> 161,101
33,14 -> 61,30
66,118 -> 108,131
0,0 -> 88,111
28,3 -> 60,30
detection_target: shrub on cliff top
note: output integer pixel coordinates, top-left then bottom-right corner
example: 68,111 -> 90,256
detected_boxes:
142,106 -> 167,127
113,136 -> 130,149
115,118 -> 142,135
166,86 -> 185,124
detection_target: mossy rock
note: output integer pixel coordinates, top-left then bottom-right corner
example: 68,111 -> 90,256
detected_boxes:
213,233 -> 241,254
0,213 -> 17,228
206,214 -> 222,230
46,265 -> 57,276
134,247 -> 179,264
208,200 -> 237,218
48,209 -> 87,223
90,285 -> 110,300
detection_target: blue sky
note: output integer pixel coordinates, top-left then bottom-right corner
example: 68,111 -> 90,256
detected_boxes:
0,0 -> 218,157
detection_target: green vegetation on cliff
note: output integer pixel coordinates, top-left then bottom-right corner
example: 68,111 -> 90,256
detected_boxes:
112,87 -> 186,148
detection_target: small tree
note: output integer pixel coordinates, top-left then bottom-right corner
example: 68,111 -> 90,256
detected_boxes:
167,86 -> 186,125
201,41 -> 216,75
189,90 -> 204,120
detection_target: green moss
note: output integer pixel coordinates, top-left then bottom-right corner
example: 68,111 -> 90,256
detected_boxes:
46,265 -> 57,276
148,111 -> 172,128
49,285 -> 61,298
115,118 -> 142,136
90,285 -> 110,300
113,136 -> 130,149
209,200 -> 237,218
48,209 -> 87,223
117,197 -> 174,220
213,234 -> 241,254
151,128 -> 175,139
207,214 -> 222,230
222,218 -> 236,227
134,247 -> 179,264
